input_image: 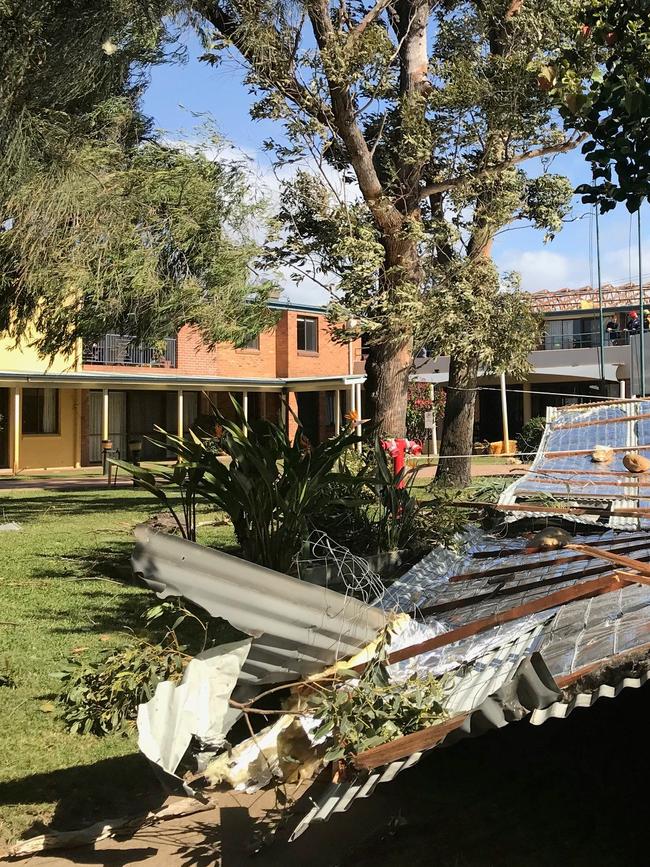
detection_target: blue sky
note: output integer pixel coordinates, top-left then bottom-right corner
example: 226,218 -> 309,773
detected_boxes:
143,33 -> 650,305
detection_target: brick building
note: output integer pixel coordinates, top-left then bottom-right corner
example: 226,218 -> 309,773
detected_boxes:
0,302 -> 364,472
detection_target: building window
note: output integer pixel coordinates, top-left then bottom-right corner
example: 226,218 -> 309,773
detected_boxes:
242,334 -> 260,351
22,388 -> 59,434
297,316 -> 318,353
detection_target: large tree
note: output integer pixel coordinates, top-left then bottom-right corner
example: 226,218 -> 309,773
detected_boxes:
0,0 -> 275,356
193,0 -> 588,484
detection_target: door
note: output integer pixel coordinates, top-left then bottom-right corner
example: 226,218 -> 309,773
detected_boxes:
88,391 -> 127,463
296,392 -> 320,445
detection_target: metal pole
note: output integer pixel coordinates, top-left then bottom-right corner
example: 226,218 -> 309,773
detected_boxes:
595,205 -> 606,388
639,207 -> 646,397
500,373 -> 510,455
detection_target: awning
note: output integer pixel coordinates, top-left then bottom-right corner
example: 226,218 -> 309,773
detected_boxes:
0,370 -> 366,392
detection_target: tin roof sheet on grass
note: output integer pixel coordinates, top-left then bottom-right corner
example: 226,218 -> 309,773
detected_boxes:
498,400 -> 650,529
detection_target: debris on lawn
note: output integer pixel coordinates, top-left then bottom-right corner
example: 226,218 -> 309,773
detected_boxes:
498,398 -> 650,529
0,521 -> 21,532
128,516 -> 650,843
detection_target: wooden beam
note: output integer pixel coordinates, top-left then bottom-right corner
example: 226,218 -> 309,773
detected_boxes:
529,468 -> 650,478
352,714 -> 468,770
567,543 -> 650,577
522,477 -> 650,489
471,531 -> 650,560
544,445 -> 650,459
553,412 -> 650,431
555,638 -> 650,688
451,539 -> 650,583
513,490 -> 650,501
453,500 -> 650,518
371,574 -> 630,671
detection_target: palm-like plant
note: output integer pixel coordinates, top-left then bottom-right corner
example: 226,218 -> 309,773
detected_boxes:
114,400 -> 363,574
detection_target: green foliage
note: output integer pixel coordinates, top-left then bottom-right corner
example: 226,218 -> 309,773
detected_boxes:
554,0 -> 650,212
116,401 -> 363,575
307,627 -> 446,761
517,415 -> 547,455
58,637 -> 185,736
0,1 -> 276,357
406,383 -> 444,441
0,132 -> 277,358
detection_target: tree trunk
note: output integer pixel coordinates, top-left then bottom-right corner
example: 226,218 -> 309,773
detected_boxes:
365,337 -> 414,437
435,354 -> 479,487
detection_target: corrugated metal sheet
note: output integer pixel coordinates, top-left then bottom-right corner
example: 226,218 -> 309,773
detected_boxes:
289,624 -> 560,839
131,525 -> 387,684
498,400 -> 650,530
287,534 -> 650,838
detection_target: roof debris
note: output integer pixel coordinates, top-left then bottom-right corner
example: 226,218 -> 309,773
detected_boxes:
498,399 -> 650,529
130,514 -> 650,841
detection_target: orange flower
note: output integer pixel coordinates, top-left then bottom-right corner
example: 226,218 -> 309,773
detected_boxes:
344,409 -> 359,424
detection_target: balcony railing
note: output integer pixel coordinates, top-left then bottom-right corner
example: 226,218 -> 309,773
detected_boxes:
83,334 -> 177,368
541,330 -> 632,351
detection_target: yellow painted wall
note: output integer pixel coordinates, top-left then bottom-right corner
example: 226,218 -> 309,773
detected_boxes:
0,333 -> 77,373
19,389 -> 78,470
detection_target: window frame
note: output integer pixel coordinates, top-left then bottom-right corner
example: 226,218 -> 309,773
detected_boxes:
22,388 -> 60,436
297,315 -> 319,354
240,334 -> 260,352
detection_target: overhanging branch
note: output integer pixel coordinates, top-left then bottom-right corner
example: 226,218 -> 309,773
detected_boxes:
420,133 -> 588,199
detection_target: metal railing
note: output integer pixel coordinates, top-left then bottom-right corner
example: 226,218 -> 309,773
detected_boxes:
541,330 -> 632,350
83,334 -> 177,367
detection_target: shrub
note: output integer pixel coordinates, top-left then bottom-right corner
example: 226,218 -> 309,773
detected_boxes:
517,416 -> 546,456
115,401 -> 363,575
406,383 -> 445,441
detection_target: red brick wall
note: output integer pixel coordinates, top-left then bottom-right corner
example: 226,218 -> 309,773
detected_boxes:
82,313 -> 362,382
279,312 -> 361,378
214,329 -> 277,379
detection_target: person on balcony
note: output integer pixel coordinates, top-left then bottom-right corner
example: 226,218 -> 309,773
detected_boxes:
628,310 -> 641,334
606,318 -> 618,343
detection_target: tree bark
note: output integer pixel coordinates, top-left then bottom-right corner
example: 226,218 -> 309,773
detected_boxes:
435,354 -> 479,487
365,336 -> 414,437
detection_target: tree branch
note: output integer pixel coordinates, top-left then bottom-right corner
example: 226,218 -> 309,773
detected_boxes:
199,2 -> 333,128
349,0 -> 392,37
306,0 -> 403,230
420,133 -> 588,198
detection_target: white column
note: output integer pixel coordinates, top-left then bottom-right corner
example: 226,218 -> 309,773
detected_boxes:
74,389 -> 82,468
12,387 -> 21,474
334,389 -> 342,435
500,373 -> 510,455
177,389 -> 184,438
430,384 -> 438,456
620,378 -> 626,399
242,390 -> 249,435
102,388 -> 110,442
355,381 -> 363,453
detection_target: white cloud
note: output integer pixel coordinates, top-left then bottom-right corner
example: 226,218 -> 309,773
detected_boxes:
499,249 -> 573,291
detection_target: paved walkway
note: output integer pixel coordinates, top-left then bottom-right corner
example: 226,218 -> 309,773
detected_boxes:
0,462 -> 526,493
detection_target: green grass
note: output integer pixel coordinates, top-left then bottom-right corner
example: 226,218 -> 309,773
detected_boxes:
0,488 -> 235,846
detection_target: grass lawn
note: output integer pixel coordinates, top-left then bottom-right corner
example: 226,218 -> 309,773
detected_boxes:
0,487 -> 235,846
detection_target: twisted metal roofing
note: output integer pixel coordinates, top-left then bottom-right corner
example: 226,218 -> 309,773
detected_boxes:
498,400 -> 650,530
